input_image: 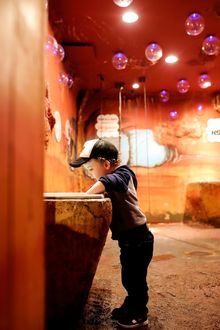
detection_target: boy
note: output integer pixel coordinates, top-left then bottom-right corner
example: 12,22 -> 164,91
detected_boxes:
70,138 -> 154,329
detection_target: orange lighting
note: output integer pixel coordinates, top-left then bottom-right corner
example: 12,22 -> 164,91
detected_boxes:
132,82 -> 140,89
165,55 -> 178,64
122,11 -> 139,23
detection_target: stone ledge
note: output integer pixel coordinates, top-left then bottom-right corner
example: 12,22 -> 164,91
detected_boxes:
184,181 -> 220,227
44,197 -> 112,328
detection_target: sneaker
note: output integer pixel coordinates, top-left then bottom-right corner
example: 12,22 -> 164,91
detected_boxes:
117,315 -> 148,329
111,297 -> 131,320
111,307 -> 122,320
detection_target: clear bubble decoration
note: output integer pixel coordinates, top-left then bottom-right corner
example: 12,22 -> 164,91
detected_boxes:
67,75 -> 74,88
202,35 -> 220,56
113,0 -> 133,7
196,104 -> 204,115
45,35 -> 57,53
185,12 -> 205,36
58,73 -> 69,85
145,43 -> 163,63
177,79 -> 190,93
54,43 -> 65,62
159,89 -> 169,102
112,52 -> 128,70
169,110 -> 178,119
58,73 -> 74,88
198,73 -> 212,89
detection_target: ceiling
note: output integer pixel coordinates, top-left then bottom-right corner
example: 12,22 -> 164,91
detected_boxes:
49,0 -> 220,97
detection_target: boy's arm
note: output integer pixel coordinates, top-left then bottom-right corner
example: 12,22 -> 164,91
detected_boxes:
86,180 -> 106,194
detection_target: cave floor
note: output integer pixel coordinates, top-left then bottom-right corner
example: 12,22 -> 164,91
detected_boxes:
78,223 -> 220,330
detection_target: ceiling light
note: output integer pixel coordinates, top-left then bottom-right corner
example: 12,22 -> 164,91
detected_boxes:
132,83 -> 140,89
169,111 -> 178,119
122,11 -> 139,23
198,73 -> 212,89
113,0 -> 133,7
165,55 -> 178,64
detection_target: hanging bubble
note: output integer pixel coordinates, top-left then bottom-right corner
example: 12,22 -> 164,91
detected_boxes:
67,75 -> 74,88
159,90 -> 169,102
198,73 -> 212,89
145,43 -> 163,63
58,73 -> 74,88
177,79 -> 190,93
169,110 -> 178,119
202,35 -> 220,56
185,12 -> 205,36
58,72 -> 69,85
45,35 -> 57,53
54,43 -> 65,62
196,104 -> 204,115
112,52 -> 128,70
113,0 -> 133,7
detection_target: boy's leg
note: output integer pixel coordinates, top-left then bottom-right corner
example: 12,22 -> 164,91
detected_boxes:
119,232 -> 154,317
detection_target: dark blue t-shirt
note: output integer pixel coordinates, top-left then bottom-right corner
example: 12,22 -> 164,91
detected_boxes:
99,165 -> 148,240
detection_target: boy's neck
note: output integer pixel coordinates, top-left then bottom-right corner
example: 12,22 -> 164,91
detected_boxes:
109,163 -> 121,173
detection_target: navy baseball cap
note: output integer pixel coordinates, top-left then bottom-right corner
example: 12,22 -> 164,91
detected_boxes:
69,139 -> 118,168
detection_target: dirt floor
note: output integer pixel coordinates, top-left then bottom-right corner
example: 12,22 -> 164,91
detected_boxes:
77,223 -> 220,330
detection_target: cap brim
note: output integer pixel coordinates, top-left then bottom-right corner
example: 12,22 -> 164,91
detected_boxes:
69,157 -> 89,168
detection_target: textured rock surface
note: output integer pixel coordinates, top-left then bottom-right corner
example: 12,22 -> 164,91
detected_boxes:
185,182 -> 220,227
78,224 -> 220,330
45,198 -> 112,329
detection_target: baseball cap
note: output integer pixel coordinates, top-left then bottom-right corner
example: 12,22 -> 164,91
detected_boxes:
69,139 -> 119,168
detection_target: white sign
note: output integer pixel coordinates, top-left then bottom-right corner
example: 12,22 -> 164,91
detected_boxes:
95,114 -> 119,138
206,118 -> 220,142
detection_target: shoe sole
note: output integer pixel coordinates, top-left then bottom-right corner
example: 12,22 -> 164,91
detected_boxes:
117,319 -> 148,329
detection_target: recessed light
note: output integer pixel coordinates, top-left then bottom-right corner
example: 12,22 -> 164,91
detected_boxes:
113,0 -> 133,7
198,73 -> 212,89
122,11 -> 139,23
200,81 -> 212,89
132,83 -> 140,89
165,55 -> 178,64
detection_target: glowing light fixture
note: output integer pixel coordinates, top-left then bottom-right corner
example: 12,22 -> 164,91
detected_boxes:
132,83 -> 140,89
198,73 -> 212,89
122,11 -> 139,23
113,0 -> 133,7
165,55 -> 178,64
169,110 -> 178,119
196,104 -> 204,115
197,104 -> 203,111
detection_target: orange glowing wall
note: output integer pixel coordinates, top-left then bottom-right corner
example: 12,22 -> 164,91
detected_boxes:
80,92 -> 220,221
44,26 -> 83,192
0,1 -> 45,328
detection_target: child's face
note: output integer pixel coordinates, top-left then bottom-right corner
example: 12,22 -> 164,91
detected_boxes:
86,159 -> 111,180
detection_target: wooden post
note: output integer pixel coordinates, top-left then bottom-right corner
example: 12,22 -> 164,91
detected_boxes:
0,1 -> 45,329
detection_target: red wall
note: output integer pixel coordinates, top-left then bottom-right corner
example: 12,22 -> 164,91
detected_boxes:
79,92 -> 220,221
44,28 -> 220,221
44,26 -> 82,192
